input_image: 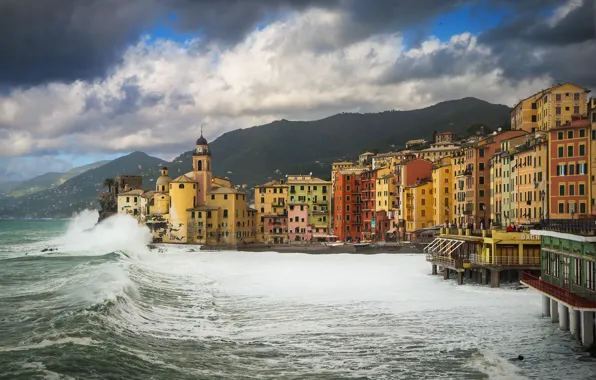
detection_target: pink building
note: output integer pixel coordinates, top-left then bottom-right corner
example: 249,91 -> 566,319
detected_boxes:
264,215 -> 288,244
288,204 -> 312,241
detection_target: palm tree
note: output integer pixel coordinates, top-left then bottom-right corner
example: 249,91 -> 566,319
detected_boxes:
103,178 -> 116,194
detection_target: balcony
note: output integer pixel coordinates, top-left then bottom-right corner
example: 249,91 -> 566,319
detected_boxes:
538,218 -> 596,236
463,169 -> 473,176
469,254 -> 539,267
521,272 -> 596,309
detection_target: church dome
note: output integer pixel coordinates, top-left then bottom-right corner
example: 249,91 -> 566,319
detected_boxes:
156,174 -> 171,185
196,134 -> 208,145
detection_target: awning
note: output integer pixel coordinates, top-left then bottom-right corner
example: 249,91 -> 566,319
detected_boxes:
424,237 -> 464,256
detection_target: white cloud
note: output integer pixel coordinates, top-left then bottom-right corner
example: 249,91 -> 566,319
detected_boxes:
0,7 -> 553,178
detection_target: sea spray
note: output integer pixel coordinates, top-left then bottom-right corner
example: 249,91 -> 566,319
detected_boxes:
54,209 -> 154,259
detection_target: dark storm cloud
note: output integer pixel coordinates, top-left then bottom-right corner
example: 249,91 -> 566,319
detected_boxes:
479,0 -> 596,86
0,0 -> 484,87
0,0 -> 161,87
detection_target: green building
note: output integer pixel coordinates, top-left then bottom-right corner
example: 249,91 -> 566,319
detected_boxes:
522,220 -> 596,347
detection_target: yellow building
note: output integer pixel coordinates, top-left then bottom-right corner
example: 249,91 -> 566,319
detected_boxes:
375,174 -> 397,213
117,189 -> 144,217
431,157 -> 452,226
254,179 -> 288,241
451,149 -> 466,226
120,132 -> 257,245
404,180 -> 433,232
511,82 -> 590,133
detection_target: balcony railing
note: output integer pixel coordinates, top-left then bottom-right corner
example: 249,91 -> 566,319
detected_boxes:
425,254 -> 469,269
539,218 -> 596,236
521,272 -> 596,308
470,254 -> 540,266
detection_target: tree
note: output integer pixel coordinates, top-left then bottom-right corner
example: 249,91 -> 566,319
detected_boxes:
103,178 -> 115,194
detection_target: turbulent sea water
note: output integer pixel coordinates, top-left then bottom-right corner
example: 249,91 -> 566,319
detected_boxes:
1,211 -> 595,380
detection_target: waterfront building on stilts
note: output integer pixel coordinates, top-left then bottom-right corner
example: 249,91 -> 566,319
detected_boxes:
425,227 -> 541,287
521,219 -> 596,348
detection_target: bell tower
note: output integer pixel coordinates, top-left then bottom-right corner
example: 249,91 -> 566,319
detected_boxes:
193,125 -> 211,172
191,125 -> 212,205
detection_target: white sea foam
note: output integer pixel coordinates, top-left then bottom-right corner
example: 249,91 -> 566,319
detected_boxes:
0,337 -> 96,352
52,209 -> 153,259
467,349 -> 528,380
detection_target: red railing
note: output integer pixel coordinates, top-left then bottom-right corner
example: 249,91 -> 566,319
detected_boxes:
521,272 -> 596,309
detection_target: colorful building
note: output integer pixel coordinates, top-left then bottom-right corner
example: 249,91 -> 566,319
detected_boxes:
254,180 -> 288,241
360,169 -> 377,241
431,157 -> 452,226
287,175 -> 332,239
333,169 -> 364,242
511,82 -> 590,133
522,221 -> 596,347
548,118 -> 591,219
589,98 -> 596,214
288,204 -> 312,242
404,180 -> 433,234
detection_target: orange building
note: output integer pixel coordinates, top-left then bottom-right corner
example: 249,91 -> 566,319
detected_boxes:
333,169 -> 364,242
549,117 -> 591,218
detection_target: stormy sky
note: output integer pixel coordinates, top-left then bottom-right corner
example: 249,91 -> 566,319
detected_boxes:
0,0 -> 594,181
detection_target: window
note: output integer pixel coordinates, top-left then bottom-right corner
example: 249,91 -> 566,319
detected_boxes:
574,106 -> 580,114
421,199 -> 426,205
126,197 -> 129,202
574,93 -> 580,101
479,177 -> 485,185
479,163 -> 485,171
569,165 -> 575,175
579,145 -> 585,156
568,145 -> 573,157
133,197 -> 137,202
568,130 -> 573,139
479,149 -> 484,158
479,189 -> 485,197
579,184 -> 585,195
558,146 -> 564,157
179,184 -> 184,189
579,163 -> 587,174
556,94 -> 561,101
558,203 -> 564,213
421,210 -> 426,217
555,106 -> 561,115
558,132 -> 564,140
587,261 -> 595,291
569,184 -> 575,196
224,194 -> 228,200
580,129 -> 586,137
211,194 -> 215,200
580,203 -> 586,214
552,253 -> 559,278
559,185 -> 565,196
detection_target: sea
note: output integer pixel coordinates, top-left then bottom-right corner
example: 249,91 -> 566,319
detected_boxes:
0,210 -> 594,380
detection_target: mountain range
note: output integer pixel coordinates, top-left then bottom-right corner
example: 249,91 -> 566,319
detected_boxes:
0,97 -> 511,218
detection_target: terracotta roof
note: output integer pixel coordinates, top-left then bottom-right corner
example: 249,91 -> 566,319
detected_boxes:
118,189 -> 144,196
171,174 -> 195,183
209,185 -> 245,194
141,190 -> 156,199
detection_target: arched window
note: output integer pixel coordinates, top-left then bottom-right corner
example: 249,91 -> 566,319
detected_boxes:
161,185 -> 165,191
198,160 -> 202,171
179,184 -> 184,189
